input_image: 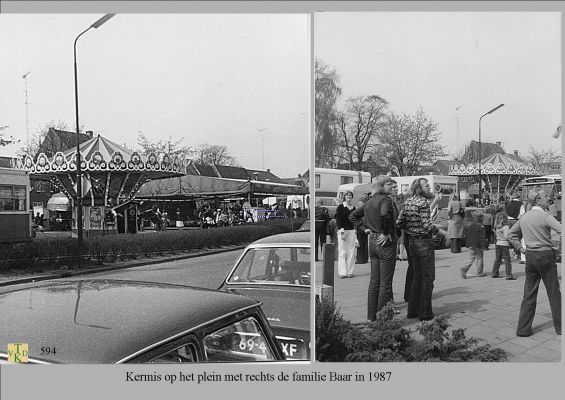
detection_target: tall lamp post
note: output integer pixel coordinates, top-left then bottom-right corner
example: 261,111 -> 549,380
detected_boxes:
74,14 -> 114,244
478,103 -> 504,206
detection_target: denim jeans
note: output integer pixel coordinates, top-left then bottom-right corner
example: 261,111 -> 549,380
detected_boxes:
407,237 -> 435,320
367,235 -> 397,321
491,245 -> 513,277
517,250 -> 561,336
314,221 -> 327,260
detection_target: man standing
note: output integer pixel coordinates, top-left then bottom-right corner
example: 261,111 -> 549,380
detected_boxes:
508,190 -> 561,337
396,178 -> 439,321
349,175 -> 398,321
314,199 -> 330,261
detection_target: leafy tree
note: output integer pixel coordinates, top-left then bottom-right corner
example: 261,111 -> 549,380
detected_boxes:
524,145 -> 561,169
335,95 -> 389,171
315,59 -> 342,168
371,108 -> 446,176
136,131 -> 192,161
18,120 -> 75,157
193,144 -> 238,166
0,125 -> 17,147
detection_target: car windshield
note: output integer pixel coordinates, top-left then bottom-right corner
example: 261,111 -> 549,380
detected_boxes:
229,246 -> 311,286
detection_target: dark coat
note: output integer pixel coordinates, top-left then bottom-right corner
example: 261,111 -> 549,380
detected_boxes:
464,221 -> 486,249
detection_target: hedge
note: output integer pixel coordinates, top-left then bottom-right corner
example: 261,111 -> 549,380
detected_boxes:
0,218 -> 305,271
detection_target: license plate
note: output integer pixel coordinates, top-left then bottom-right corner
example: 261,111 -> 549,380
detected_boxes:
276,336 -> 307,360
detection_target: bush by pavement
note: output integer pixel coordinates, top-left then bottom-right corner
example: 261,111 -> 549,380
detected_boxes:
0,218 -> 304,272
315,296 -> 509,362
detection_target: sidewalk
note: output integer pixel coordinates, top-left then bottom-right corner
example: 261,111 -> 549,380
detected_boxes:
315,246 -> 562,362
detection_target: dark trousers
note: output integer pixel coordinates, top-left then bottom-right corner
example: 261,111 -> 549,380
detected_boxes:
403,233 -> 412,302
356,229 -> 368,264
491,245 -> 513,277
517,250 -> 561,336
314,221 -> 327,260
484,225 -> 493,245
407,237 -> 435,320
367,236 -> 397,321
450,237 -> 462,253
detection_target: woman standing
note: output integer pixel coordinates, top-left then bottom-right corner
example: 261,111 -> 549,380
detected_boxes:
447,194 -> 464,253
336,191 -> 357,278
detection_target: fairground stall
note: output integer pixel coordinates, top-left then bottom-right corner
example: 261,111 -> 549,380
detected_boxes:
18,134 -> 184,236
0,167 -> 31,242
449,152 -> 542,204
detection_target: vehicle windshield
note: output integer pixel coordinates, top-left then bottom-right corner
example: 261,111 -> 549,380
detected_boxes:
229,246 -> 311,286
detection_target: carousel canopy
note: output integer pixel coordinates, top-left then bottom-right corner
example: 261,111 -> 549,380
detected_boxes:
22,134 -> 184,178
18,134 -> 184,206
449,152 -> 542,176
135,175 -> 309,200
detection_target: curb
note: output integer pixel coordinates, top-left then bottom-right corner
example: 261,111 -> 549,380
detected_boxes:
0,244 -> 248,287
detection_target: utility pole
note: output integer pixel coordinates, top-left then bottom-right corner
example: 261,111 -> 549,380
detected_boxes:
455,106 -> 461,158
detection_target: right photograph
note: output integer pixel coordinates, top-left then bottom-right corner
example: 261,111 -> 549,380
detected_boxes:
314,11 -> 562,362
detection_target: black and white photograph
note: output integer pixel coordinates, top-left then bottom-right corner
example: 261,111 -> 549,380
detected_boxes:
314,11 -> 562,363
0,13 -> 311,364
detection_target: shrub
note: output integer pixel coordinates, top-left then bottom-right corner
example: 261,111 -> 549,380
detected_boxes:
315,295 -> 357,362
0,218 -> 305,271
316,300 -> 509,362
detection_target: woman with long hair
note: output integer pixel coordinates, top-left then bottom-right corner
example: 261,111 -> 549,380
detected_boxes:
447,193 -> 464,253
335,191 -> 357,278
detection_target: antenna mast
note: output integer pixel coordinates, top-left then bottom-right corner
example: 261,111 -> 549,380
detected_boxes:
22,71 -> 32,149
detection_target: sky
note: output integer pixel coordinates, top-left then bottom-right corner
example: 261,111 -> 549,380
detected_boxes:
315,12 -> 562,160
0,13 -> 310,178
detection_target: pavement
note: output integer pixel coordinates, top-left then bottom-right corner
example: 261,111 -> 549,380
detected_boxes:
315,245 -> 562,362
0,244 -> 247,287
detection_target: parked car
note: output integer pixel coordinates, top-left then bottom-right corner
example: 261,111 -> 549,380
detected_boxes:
219,231 -> 310,360
0,279 -> 285,364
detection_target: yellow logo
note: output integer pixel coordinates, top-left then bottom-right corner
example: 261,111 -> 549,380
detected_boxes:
7,343 -> 29,363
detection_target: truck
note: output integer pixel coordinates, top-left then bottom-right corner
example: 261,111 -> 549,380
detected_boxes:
337,174 -> 459,209
314,168 -> 371,217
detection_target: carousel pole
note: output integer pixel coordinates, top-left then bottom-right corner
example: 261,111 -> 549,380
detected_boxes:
478,104 -> 504,206
73,14 -> 114,245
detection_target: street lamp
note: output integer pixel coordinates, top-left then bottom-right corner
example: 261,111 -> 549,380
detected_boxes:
74,14 -> 114,244
478,103 -> 504,205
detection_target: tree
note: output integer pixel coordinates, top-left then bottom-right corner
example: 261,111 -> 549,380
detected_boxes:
335,95 -> 389,171
0,125 -> 17,147
315,59 -> 342,168
193,144 -> 238,166
136,131 -> 192,161
371,108 -> 446,176
524,145 -> 561,170
18,120 -> 74,157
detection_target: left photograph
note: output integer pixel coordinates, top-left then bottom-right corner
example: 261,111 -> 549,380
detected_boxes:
0,13 -> 311,363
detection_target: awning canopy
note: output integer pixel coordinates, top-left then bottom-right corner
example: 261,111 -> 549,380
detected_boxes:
46,192 -> 70,212
135,175 -> 309,200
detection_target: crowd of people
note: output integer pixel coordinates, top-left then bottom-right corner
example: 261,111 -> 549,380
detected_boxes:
315,176 -> 561,338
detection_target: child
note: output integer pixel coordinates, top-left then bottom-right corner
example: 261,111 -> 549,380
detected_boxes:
491,212 -> 516,280
460,210 -> 487,278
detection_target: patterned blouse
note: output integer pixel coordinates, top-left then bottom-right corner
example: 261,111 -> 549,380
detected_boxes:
396,194 -> 437,236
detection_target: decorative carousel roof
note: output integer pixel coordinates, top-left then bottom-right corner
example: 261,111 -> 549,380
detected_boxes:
449,152 -> 543,176
21,134 -> 184,177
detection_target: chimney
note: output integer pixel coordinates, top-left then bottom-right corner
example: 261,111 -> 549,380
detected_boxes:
266,168 -> 270,173
86,130 -> 93,138
298,173 -> 301,178
496,141 -> 501,146
514,150 -> 518,155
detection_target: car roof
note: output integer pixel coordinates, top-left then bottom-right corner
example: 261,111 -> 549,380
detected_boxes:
249,231 -> 310,245
0,279 -> 260,363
